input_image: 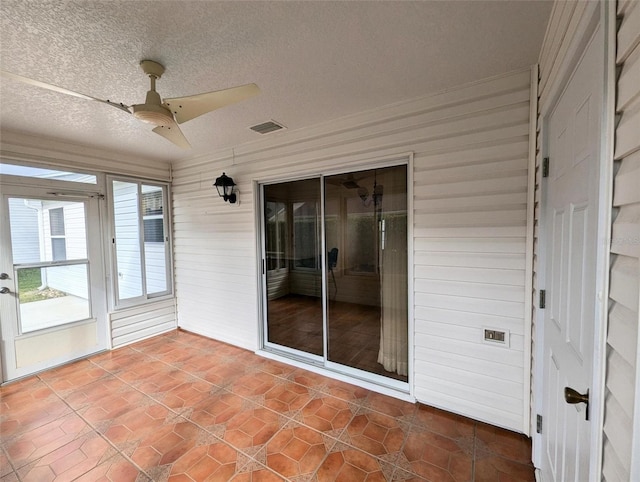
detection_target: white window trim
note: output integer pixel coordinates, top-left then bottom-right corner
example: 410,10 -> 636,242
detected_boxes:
107,176 -> 174,309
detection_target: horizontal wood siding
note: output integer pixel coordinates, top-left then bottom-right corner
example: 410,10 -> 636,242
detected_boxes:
110,298 -> 177,348
172,68 -> 533,432
603,1 -> 640,478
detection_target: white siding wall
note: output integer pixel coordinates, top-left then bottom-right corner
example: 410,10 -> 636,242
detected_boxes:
172,68 -> 533,432
144,242 -> 168,294
113,181 -> 143,300
603,1 -> 640,480
7,198 -> 40,264
109,298 -> 177,348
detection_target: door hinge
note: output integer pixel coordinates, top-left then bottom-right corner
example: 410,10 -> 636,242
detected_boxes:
542,157 -> 550,178
539,289 -> 546,309
537,414 -> 543,434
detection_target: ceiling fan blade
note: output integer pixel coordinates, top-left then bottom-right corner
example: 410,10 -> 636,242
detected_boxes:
164,83 -> 260,124
152,120 -> 191,149
0,70 -> 131,114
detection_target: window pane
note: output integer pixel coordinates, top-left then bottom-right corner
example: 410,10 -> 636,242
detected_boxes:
17,265 -> 90,333
143,218 -> 164,243
49,208 -> 65,235
277,208 -> 286,270
0,163 -> 97,183
264,179 -> 323,356
346,198 -> 376,273
293,201 -> 318,269
266,201 -> 287,271
113,181 -> 143,299
51,238 -> 67,261
324,165 -> 408,382
8,198 -> 86,263
142,185 -> 167,295
142,186 -> 163,215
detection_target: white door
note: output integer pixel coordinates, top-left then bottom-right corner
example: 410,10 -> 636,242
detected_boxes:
540,23 -> 605,482
0,189 -> 107,381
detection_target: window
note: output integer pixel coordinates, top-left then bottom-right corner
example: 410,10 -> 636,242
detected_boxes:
8,198 -> 91,333
0,162 -> 97,183
345,196 -> 377,274
49,207 -> 67,261
142,188 -> 165,243
293,201 -> 319,269
110,179 -> 171,305
265,201 -> 286,270
49,207 -> 65,235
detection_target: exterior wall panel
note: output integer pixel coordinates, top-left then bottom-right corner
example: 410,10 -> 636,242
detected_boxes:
603,0 -> 640,479
172,68 -> 534,432
110,298 -> 176,348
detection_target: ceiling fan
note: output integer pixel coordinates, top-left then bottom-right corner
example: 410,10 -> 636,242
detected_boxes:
0,60 -> 260,149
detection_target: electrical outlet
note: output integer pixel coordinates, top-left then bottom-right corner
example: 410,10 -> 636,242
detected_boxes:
483,328 -> 509,347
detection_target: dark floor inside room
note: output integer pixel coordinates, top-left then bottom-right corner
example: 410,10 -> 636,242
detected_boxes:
267,295 -> 408,382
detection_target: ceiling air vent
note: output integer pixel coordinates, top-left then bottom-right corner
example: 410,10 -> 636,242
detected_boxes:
249,120 -> 286,135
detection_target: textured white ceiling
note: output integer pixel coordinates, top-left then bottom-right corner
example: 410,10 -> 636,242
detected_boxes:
0,1 -> 552,163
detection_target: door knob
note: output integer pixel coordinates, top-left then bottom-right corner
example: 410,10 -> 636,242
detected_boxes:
0,287 -> 10,294
0,273 -> 8,280
564,387 -> 589,420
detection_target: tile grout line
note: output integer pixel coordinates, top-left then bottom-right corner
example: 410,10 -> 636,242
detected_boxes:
130,333 -> 442,480
0,444 -> 20,481
122,337 -> 418,480
2,332 -> 535,481
472,421 -> 477,481
36,370 -> 155,482
94,334 -> 493,481
87,349 -> 300,480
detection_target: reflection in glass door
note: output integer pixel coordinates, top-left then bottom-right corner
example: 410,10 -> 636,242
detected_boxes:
261,164 -> 408,384
325,166 -> 408,382
0,193 -> 107,381
263,179 -> 323,356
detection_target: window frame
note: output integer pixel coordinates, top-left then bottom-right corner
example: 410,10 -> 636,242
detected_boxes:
265,200 -> 287,272
291,200 -> 320,272
107,176 -> 173,309
48,207 -> 67,261
341,196 -> 379,277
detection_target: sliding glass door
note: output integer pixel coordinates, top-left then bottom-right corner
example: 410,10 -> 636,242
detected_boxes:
261,164 -> 408,385
325,165 -> 408,382
263,179 -> 323,357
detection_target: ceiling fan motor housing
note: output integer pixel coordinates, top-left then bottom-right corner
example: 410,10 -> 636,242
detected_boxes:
132,90 -> 173,126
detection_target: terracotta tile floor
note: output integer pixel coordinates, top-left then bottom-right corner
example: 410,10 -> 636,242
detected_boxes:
0,330 -> 535,481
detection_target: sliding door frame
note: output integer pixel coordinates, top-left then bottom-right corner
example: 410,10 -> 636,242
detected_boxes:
259,175 -> 325,364
255,153 -> 415,398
